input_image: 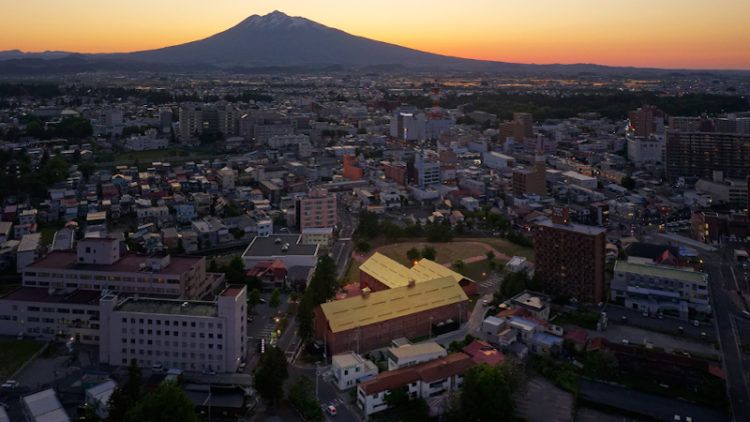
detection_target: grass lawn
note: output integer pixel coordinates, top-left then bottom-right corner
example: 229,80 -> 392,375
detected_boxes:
0,339 -> 44,379
375,241 -> 490,266
457,260 -> 497,283
464,237 -> 535,261
39,226 -> 58,247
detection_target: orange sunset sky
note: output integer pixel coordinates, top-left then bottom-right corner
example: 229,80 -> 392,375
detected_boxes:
2,0 -> 750,69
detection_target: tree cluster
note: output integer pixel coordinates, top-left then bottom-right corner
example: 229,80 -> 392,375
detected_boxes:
446,363 -> 523,422
288,376 -> 324,421
105,360 -> 198,422
405,245 -> 437,263
253,346 -> 289,406
297,255 -> 339,341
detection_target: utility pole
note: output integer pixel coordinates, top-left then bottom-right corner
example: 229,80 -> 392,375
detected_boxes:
315,362 -> 320,401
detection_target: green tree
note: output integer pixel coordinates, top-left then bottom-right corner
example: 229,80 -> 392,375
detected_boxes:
621,176 -> 636,190
452,259 -> 466,273
248,288 -> 261,310
107,360 -> 143,422
124,382 -> 198,422
421,245 -> 437,261
270,288 -> 281,308
288,376 -> 324,422
497,271 -> 530,301
447,364 -> 519,422
406,247 -> 421,263
254,346 -> 289,406
384,387 -> 430,421
224,256 -> 246,285
356,211 -> 380,239
355,240 -> 371,254
298,255 -> 339,341
426,222 -> 453,242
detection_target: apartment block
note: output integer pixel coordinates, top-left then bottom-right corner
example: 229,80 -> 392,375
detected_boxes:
22,238 -> 224,300
297,188 -> 337,230
533,215 -> 606,303
666,131 -> 750,181
98,285 -> 247,373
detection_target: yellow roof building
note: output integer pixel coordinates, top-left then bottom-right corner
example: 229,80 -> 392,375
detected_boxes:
358,252 -> 467,289
320,276 -> 469,333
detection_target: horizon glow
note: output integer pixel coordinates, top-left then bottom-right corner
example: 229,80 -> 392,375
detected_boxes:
2,0 -> 750,70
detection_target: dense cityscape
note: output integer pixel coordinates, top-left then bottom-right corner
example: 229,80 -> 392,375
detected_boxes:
1,7 -> 750,422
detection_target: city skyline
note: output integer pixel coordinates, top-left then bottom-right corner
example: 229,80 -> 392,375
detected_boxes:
3,0 -> 750,70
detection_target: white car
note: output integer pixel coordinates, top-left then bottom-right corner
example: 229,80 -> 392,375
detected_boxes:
326,405 -> 337,416
1,380 -> 18,389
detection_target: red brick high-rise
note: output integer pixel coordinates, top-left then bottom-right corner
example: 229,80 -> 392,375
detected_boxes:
533,211 -> 606,303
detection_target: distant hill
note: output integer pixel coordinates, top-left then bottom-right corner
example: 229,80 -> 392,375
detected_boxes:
1,11 -> 747,75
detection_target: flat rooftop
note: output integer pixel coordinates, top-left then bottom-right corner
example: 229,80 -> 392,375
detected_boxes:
117,297 -> 217,317
1,286 -> 101,305
615,260 -> 707,283
535,219 -> 606,236
243,235 -> 317,257
388,342 -> 446,360
27,251 -> 202,276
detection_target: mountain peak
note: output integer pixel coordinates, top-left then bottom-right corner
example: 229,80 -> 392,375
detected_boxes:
238,10 -> 319,30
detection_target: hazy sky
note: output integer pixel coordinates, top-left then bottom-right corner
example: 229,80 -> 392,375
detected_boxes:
3,0 -> 750,69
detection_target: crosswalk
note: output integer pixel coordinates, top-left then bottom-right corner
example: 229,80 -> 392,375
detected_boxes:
478,279 -> 497,290
257,323 -> 276,340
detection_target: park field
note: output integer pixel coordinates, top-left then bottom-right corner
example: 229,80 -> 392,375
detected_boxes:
342,238 -> 532,284
0,339 -> 45,379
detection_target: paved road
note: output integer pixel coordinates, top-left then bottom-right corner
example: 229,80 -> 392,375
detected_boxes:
289,364 -> 358,422
332,209 -> 357,279
704,255 -> 750,422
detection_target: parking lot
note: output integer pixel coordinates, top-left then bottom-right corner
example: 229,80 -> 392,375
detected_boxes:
604,304 -> 716,342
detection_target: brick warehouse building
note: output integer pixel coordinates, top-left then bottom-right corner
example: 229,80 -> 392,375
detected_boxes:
314,277 -> 468,355
533,211 -> 606,303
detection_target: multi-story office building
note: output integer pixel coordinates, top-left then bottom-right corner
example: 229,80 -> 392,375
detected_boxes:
297,188 -> 337,231
513,112 -> 534,140
0,287 -> 102,344
178,103 -> 204,143
22,238 -> 224,300
533,211 -> 606,303
512,155 -> 546,196
611,259 -> 710,319
98,285 -> 247,372
666,131 -> 750,181
414,153 -> 440,187
628,106 -> 664,137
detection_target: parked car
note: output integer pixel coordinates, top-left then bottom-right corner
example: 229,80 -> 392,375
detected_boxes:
326,405 -> 337,416
692,320 -> 700,327
1,380 -> 19,390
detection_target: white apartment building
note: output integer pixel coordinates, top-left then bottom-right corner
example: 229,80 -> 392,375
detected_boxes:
483,151 -> 515,170
627,135 -> 665,164
99,285 -> 247,373
22,238 -> 224,300
17,233 -> 42,271
357,352 -> 473,417
331,352 -> 378,390
611,259 -> 710,319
